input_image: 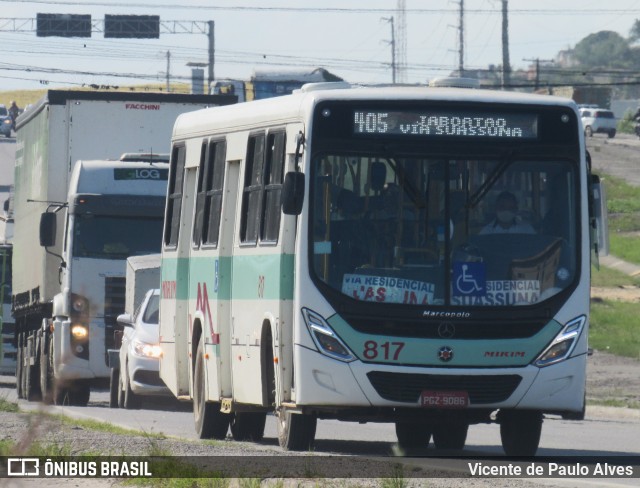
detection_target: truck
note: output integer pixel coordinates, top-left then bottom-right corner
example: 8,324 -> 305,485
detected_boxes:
0,196 -> 15,375
12,90 -> 235,406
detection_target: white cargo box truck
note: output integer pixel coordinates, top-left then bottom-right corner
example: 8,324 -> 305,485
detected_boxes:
12,90 -> 235,405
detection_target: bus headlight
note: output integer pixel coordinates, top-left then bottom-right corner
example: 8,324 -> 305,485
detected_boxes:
133,340 -> 162,359
535,315 -> 585,367
302,308 -> 356,362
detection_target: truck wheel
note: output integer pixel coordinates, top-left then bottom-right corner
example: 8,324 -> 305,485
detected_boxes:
608,129 -> 616,138
68,382 -> 90,406
15,336 -> 23,399
25,339 -> 42,402
395,422 -> 431,449
230,412 -> 267,442
499,409 -> 543,456
109,368 -> 120,408
40,336 -> 54,404
193,337 -> 229,439
432,421 -> 468,450
277,408 -> 316,451
585,126 -> 593,137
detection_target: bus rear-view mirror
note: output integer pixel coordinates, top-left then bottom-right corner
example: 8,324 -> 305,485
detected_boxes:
282,172 -> 305,215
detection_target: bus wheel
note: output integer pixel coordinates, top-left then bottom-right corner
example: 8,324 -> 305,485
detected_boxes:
395,422 -> 431,449
193,338 -> 229,439
432,421 -> 468,450
230,412 -> 267,442
499,409 -> 543,456
277,408 -> 316,451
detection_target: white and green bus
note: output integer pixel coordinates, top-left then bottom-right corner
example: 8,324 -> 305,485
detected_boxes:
159,82 -> 607,455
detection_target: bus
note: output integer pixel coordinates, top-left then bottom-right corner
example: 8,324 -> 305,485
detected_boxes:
159,82 -> 606,455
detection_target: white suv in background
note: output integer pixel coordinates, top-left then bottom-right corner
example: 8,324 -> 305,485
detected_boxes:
580,108 -> 617,138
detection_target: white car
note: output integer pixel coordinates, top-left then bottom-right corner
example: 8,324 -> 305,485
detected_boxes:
580,108 -> 617,138
114,289 -> 170,409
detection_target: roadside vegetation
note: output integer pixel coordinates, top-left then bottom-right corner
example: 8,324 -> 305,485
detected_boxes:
588,171 -> 640,360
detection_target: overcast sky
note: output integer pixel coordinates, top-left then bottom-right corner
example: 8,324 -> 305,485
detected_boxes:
0,0 -> 639,92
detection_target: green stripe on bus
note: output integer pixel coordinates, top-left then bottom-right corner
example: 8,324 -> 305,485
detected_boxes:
327,314 -> 563,368
161,254 -> 294,301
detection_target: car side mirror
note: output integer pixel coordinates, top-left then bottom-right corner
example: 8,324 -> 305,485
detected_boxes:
117,313 -> 134,328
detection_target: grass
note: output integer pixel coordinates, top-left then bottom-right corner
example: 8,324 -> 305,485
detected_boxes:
590,300 -> 640,359
591,265 -> 640,287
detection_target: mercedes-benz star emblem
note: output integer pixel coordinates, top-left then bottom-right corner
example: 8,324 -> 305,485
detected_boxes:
438,346 -> 454,362
438,322 -> 456,338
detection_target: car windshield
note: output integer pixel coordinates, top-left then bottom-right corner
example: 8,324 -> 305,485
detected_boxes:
0,107 -> 7,116
311,154 -> 578,307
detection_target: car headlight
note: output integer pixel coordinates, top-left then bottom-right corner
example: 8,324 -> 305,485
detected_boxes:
133,340 -> 162,359
302,308 -> 356,362
535,315 -> 585,367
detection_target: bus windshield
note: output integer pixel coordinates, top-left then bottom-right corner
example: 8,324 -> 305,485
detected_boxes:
73,215 -> 164,260
311,154 -> 578,307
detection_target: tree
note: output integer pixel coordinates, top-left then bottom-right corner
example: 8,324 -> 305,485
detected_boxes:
572,31 -> 631,69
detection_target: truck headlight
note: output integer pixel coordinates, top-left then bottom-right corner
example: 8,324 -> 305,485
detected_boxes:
302,308 -> 356,362
71,324 -> 89,339
133,340 -> 162,359
535,315 -> 585,367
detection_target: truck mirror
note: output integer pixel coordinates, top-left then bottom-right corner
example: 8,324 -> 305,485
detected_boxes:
39,212 -> 56,247
282,171 -> 305,215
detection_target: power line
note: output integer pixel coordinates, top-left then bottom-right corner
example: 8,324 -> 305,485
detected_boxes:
2,1 -> 640,15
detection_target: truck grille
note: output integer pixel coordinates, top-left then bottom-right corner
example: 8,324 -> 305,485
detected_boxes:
104,277 -> 126,359
367,371 -> 522,405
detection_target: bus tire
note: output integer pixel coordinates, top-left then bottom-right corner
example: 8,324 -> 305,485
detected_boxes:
395,422 -> 431,449
499,409 -> 543,456
432,421 -> 468,450
277,409 -> 316,451
230,412 -> 267,442
193,338 -> 229,439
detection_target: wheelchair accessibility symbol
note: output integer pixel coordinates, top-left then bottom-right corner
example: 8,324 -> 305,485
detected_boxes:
453,262 -> 486,297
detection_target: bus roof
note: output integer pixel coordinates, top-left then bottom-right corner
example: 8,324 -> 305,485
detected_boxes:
173,83 -> 578,138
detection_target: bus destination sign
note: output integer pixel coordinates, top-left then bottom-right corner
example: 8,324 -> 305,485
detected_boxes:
353,110 -> 538,139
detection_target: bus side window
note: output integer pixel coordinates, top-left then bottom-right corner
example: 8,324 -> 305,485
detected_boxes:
164,144 -> 186,248
204,140 -> 227,247
261,131 -> 286,243
240,134 -> 266,244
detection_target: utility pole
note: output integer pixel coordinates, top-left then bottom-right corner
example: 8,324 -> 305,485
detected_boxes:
208,21 -> 215,90
458,0 -> 465,77
396,0 -> 407,83
165,50 -> 171,92
523,58 -> 554,91
382,16 -> 396,83
501,0 -> 511,89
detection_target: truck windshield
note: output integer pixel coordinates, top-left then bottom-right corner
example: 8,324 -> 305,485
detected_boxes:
73,216 -> 163,260
311,154 -> 578,307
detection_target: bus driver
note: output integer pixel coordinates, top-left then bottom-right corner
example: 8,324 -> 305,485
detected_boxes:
480,191 -> 535,235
